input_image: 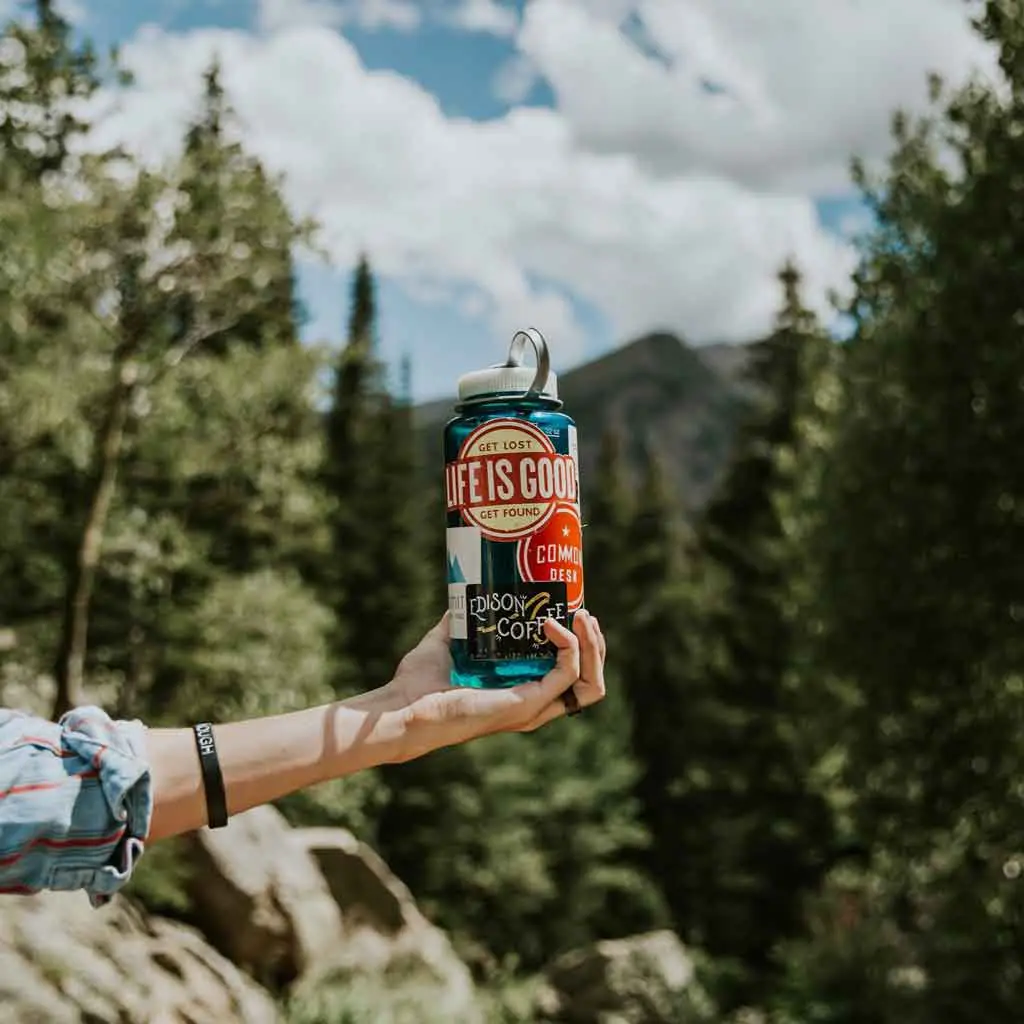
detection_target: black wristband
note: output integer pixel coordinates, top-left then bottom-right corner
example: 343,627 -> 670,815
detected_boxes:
192,722 -> 228,830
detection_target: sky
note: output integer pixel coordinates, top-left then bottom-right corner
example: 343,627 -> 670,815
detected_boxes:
41,0 -> 997,399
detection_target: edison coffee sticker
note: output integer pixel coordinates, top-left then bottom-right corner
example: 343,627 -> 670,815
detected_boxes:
445,419 -> 578,542
466,582 -> 569,661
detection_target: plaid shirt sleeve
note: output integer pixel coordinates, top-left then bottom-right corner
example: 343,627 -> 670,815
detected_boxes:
0,705 -> 153,906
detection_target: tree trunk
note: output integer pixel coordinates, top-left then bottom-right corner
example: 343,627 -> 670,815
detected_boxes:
51,363 -> 134,719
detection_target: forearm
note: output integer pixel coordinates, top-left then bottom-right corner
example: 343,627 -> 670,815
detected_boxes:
146,685 -> 409,843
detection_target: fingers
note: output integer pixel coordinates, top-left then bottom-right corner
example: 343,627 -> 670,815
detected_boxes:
518,611 -> 606,732
519,694 -> 569,732
592,615 -> 607,664
574,612 -> 605,702
529,617 -> 581,703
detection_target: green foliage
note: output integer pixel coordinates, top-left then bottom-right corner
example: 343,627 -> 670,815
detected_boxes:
771,3 -> 1024,1020
377,716 -> 666,974
124,837 -> 195,918
284,974 -> 456,1024
0,0 -> 103,178
323,255 -> 429,694
614,269 -> 839,1011
375,424 -> 666,972
5,5 -> 1024,1022
583,427 -> 634,644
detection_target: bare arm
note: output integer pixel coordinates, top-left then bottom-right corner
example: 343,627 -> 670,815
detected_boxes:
147,611 -> 605,844
0,613 -> 604,902
146,686 -> 407,842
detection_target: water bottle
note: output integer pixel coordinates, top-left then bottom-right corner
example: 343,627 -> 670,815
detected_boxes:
444,329 -> 584,689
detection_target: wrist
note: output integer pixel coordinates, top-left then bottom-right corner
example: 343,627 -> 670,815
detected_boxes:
329,683 -> 414,771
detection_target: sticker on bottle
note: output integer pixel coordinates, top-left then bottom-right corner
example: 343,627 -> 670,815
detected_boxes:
447,526 -> 482,640
445,418 -> 578,542
467,582 -> 569,661
516,503 -> 584,612
568,425 -> 580,502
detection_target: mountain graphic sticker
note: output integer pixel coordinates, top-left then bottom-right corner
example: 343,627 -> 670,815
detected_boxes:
446,526 -> 482,585
448,552 -> 467,584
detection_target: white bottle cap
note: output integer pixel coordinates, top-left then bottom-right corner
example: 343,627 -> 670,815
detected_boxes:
457,364 -> 559,403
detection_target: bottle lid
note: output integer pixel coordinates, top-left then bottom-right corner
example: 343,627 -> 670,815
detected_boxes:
457,328 -> 559,404
457,364 -> 559,403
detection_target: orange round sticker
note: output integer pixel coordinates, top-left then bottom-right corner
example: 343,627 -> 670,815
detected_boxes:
445,419 -> 578,542
517,503 -> 584,611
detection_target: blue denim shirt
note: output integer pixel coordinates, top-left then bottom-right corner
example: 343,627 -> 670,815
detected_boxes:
0,705 -> 153,905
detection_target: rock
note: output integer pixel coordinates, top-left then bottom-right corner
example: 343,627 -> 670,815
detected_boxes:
183,809 -> 480,1021
539,930 -> 697,1024
291,827 -> 482,1023
0,890 -> 280,1024
183,804 -> 345,989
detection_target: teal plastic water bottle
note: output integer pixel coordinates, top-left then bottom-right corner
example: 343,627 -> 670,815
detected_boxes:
444,329 -> 584,689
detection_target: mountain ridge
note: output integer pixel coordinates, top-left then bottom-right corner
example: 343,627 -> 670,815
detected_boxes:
417,334 -> 753,513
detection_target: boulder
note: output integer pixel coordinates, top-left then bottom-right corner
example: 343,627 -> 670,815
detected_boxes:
183,808 -> 480,1021
0,890 -> 280,1024
538,930 -> 697,1024
292,827 -> 480,1022
183,804 -> 345,988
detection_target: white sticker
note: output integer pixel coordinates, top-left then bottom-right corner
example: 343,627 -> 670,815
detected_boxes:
448,585 -> 468,640
568,425 -> 581,506
447,526 -> 482,640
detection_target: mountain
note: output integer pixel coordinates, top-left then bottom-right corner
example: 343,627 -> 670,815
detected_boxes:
416,333 -> 752,514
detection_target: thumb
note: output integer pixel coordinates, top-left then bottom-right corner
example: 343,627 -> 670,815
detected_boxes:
531,617 -> 581,704
426,612 -> 451,642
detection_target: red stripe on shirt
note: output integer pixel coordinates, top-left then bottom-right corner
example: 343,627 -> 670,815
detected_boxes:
0,823 -> 128,869
3,737 -> 75,758
0,770 -> 99,801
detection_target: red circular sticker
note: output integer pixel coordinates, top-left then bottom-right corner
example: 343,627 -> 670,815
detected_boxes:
445,418 -> 578,542
517,503 -> 584,611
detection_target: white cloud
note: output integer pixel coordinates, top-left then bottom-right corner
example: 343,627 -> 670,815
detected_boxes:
517,0 -> 996,192
84,1 -> 994,366
257,0 -> 421,34
257,0 -> 518,37
90,22 -> 864,359
492,53 -> 540,104
445,0 -> 519,37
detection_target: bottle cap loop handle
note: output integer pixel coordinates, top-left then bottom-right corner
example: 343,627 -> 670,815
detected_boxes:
505,328 -> 551,399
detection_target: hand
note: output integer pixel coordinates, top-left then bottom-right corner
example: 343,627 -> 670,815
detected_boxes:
386,609 -> 607,761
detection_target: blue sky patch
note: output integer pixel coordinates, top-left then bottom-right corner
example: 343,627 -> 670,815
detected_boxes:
54,0 -> 878,401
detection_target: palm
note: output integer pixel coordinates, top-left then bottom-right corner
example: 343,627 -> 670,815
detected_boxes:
391,617 -> 455,703
388,611 -> 606,758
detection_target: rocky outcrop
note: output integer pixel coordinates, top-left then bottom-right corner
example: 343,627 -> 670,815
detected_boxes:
294,826 -> 479,1022
182,805 -> 346,988
0,889 -> 280,1024
537,930 -> 699,1024
1,810 -> 712,1024
184,806 -> 481,1021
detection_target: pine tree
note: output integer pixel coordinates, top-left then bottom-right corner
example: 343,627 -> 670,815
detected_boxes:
798,5 -> 1024,1016
324,255 -> 428,693
669,264 -> 835,1006
584,426 -> 633,642
618,446 -> 694,915
172,60 -> 301,355
371,379 -> 431,661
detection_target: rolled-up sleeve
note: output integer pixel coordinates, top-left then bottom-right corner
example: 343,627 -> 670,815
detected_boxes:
0,705 -> 153,906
